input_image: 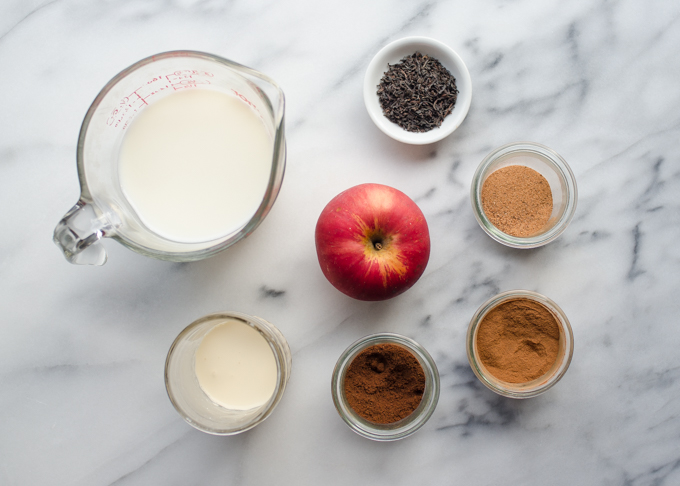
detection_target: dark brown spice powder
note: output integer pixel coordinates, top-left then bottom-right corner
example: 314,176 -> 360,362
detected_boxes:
343,343 -> 425,424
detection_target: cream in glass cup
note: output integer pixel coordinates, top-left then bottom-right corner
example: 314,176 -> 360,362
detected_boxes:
165,312 -> 291,435
470,142 -> 577,248
466,290 -> 574,399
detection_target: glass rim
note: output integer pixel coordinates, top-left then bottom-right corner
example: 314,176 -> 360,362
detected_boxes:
78,50 -> 287,261
331,333 -> 440,441
466,290 -> 574,399
470,141 -> 578,249
164,311 -> 291,435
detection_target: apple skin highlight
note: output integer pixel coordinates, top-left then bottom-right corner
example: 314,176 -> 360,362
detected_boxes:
315,183 -> 431,301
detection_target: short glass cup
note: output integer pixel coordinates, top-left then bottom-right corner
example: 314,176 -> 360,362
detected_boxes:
165,312 -> 292,435
467,290 -> 574,398
331,333 -> 440,441
470,142 -> 577,248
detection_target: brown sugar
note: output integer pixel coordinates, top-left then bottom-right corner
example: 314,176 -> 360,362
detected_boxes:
343,343 -> 425,424
481,165 -> 553,237
476,298 -> 560,383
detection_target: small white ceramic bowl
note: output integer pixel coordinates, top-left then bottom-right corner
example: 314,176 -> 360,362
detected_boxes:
364,36 -> 472,145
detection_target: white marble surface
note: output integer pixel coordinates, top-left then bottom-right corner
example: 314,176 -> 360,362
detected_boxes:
1,0 -> 680,484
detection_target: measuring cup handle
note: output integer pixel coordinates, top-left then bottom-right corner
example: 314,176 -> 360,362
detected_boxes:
53,200 -> 112,265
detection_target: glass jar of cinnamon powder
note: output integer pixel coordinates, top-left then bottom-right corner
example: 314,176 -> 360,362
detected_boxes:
467,290 -> 574,398
331,333 -> 440,441
470,142 -> 577,248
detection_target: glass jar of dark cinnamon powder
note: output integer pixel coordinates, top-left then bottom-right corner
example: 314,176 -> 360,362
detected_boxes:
470,142 -> 577,248
467,290 -> 574,398
331,333 -> 440,441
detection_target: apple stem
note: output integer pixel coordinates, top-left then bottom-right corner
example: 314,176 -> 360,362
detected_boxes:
374,242 -> 383,250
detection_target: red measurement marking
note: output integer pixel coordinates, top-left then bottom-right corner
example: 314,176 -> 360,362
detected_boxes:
231,89 -> 255,107
132,89 -> 148,105
230,89 -> 266,122
107,71 -> 216,128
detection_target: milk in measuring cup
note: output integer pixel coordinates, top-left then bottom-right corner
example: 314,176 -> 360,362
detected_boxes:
118,89 -> 272,243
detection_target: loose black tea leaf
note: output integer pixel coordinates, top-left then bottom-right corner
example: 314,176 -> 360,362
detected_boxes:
377,52 -> 458,133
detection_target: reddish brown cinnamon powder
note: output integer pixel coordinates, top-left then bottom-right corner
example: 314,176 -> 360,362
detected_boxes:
476,298 -> 560,383
343,343 -> 425,424
481,165 -> 553,237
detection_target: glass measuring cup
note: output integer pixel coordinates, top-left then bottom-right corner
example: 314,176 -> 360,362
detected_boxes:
53,51 -> 286,265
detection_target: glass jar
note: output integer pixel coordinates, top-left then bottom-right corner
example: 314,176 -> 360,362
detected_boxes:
165,312 -> 291,435
470,141 -> 577,248
466,290 -> 574,398
331,333 -> 440,441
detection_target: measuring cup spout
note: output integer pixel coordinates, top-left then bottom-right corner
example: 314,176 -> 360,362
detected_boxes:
53,200 -> 112,265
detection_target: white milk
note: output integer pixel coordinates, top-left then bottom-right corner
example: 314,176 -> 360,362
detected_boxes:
194,319 -> 277,410
118,89 -> 272,243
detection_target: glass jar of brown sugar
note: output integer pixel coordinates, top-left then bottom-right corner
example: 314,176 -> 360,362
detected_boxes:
467,290 -> 574,398
470,142 -> 578,248
331,333 -> 440,441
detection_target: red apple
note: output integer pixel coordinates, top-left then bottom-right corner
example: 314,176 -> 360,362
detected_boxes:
315,183 -> 430,301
